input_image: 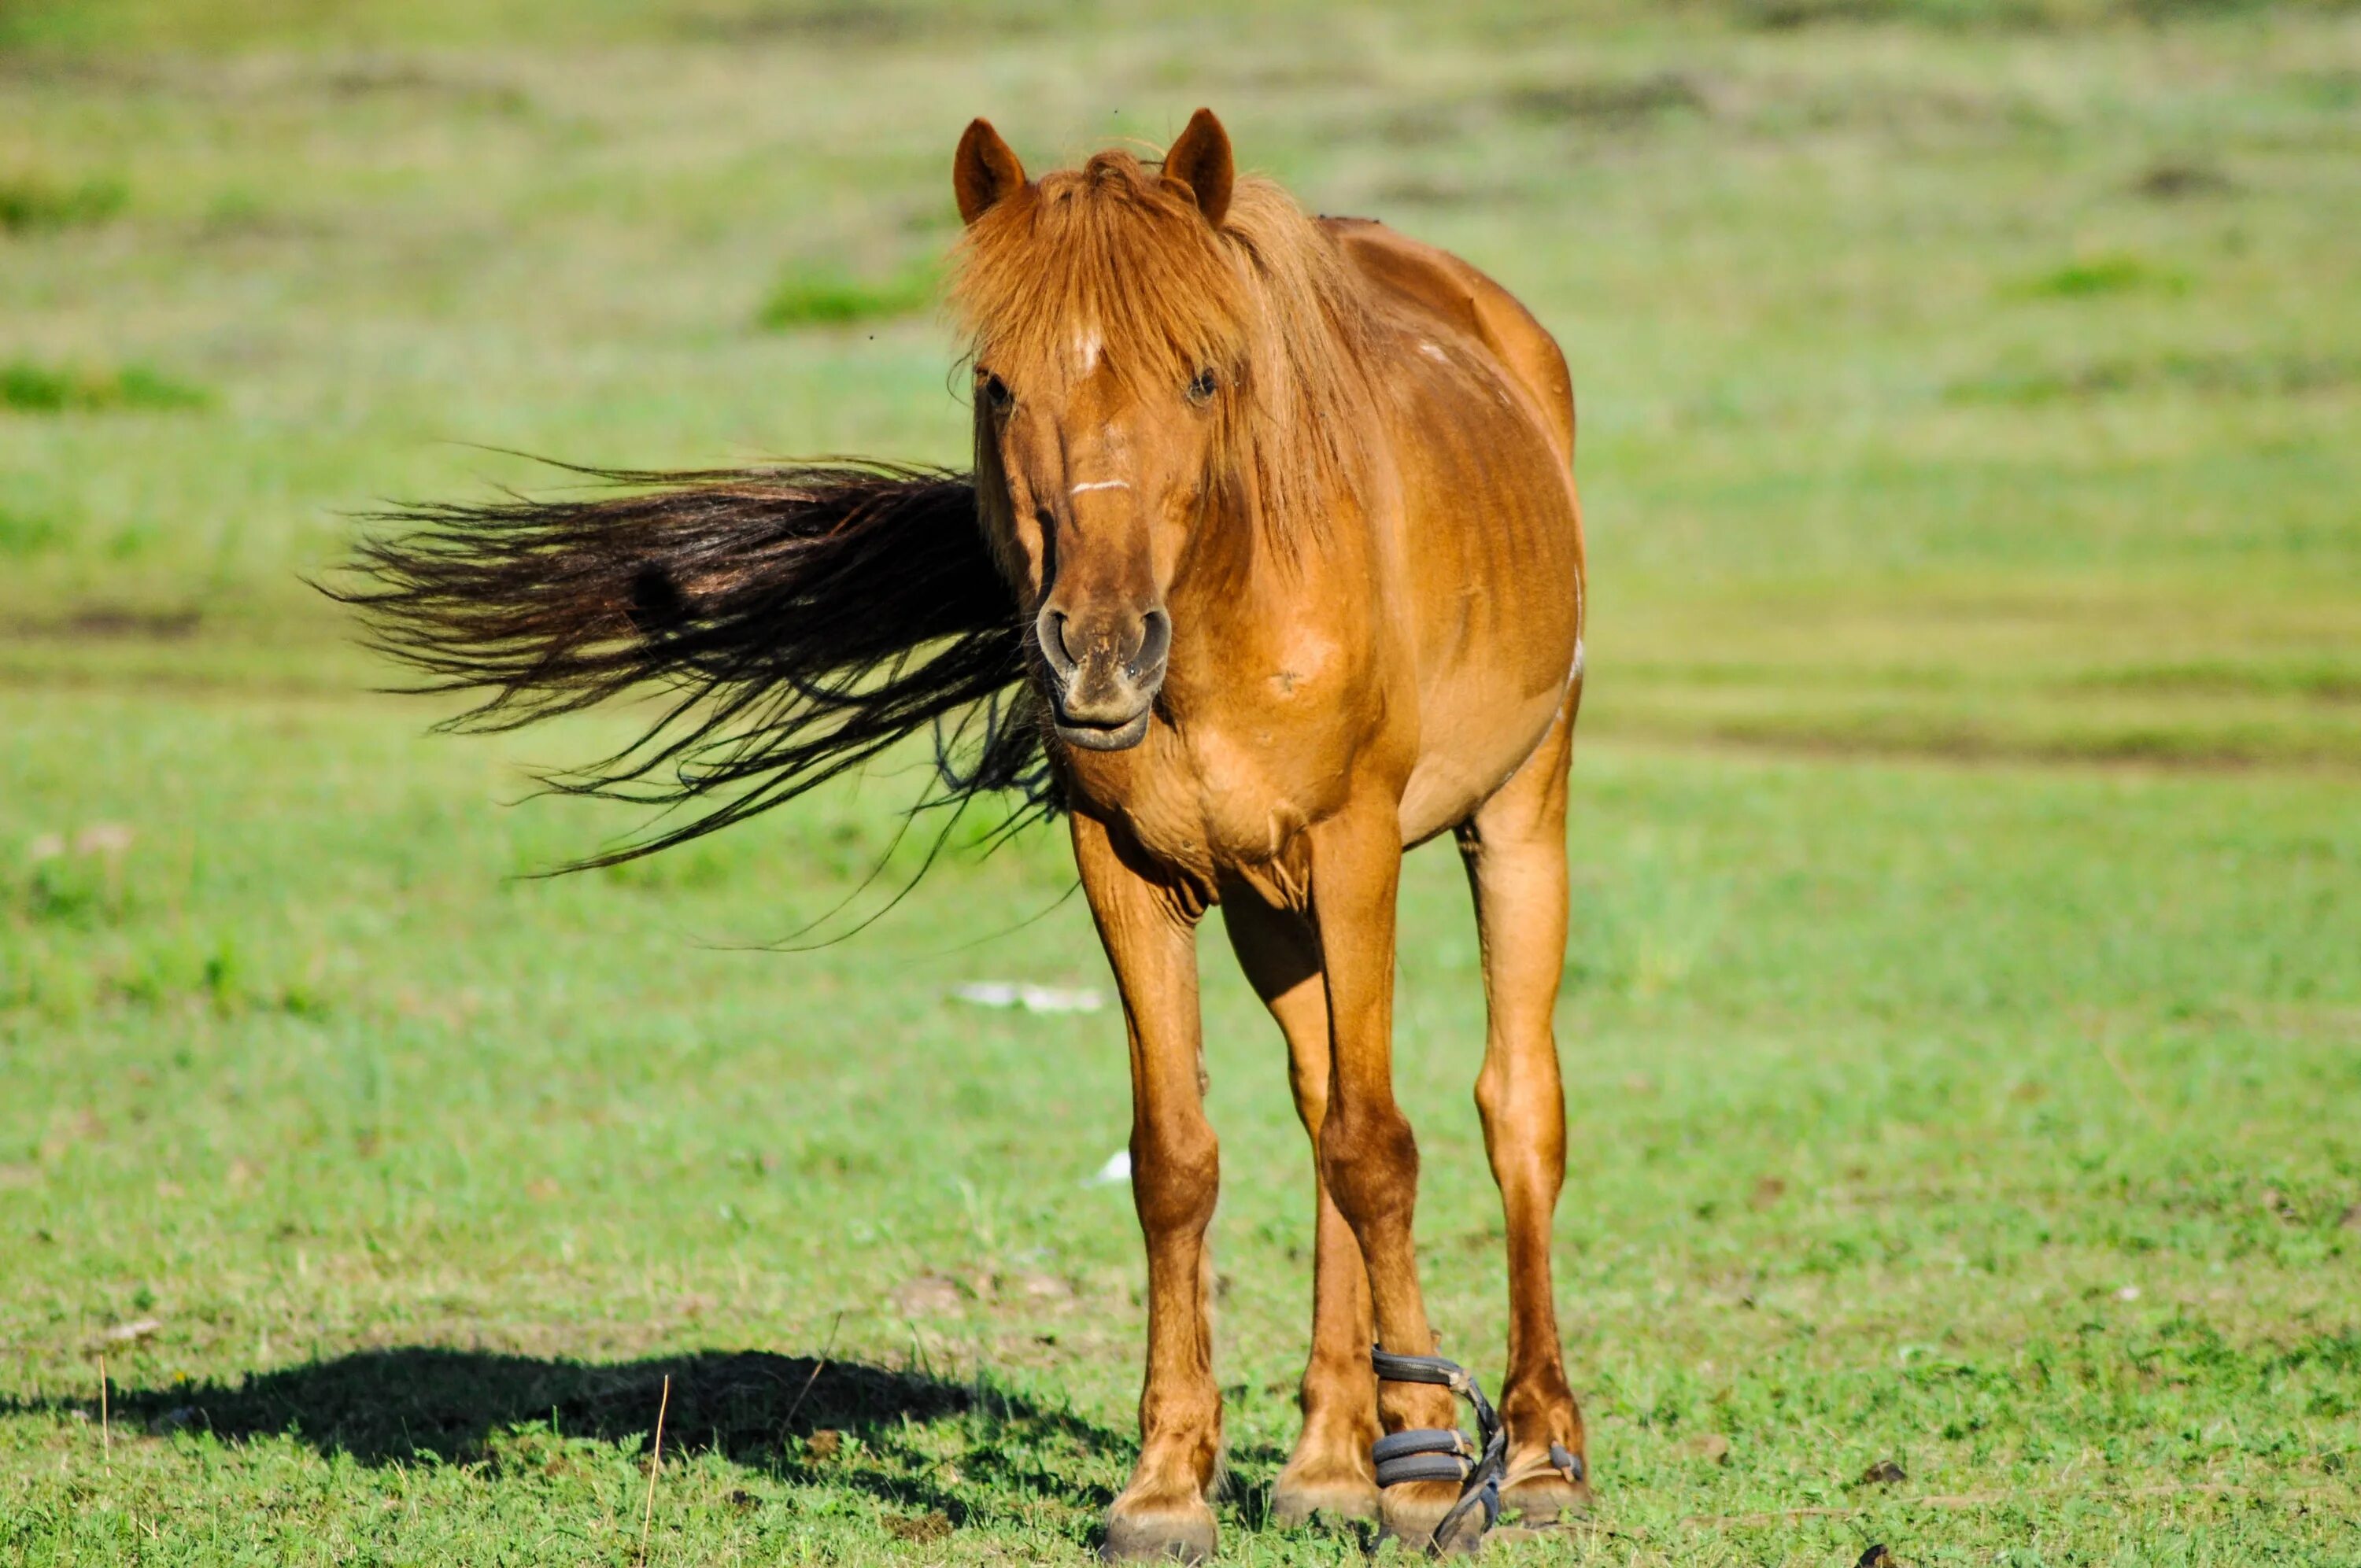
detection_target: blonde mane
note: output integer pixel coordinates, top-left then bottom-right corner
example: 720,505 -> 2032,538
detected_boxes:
949,148 -> 1379,545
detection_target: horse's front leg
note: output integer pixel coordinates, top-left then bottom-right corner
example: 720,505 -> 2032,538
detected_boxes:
1073,811 -> 1222,1563
1305,796 -> 1468,1548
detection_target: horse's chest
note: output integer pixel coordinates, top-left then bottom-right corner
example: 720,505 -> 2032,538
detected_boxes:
1066,706 -> 1351,898
1135,738 -> 1315,865
1061,617 -> 1377,891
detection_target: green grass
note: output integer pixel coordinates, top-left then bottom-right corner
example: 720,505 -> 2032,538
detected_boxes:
0,172 -> 126,233
0,362 -> 210,415
0,507 -> 65,558
758,264 -> 941,330
4,699 -> 2355,1562
2007,253 -> 2191,300
2,0 -> 2358,1562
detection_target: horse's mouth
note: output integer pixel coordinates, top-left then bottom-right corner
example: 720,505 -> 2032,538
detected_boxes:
1053,708 -> 1153,752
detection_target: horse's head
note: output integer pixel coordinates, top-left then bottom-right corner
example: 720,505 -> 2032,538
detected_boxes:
950,110 -> 1247,753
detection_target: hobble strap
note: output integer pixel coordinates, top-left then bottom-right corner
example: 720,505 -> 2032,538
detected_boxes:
1373,1428 -> 1476,1488
1371,1347 -> 1508,1553
1498,1438 -> 1590,1494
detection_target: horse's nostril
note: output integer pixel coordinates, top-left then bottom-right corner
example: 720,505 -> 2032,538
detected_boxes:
1129,609 -> 1171,677
1035,604 -> 1078,675
1038,603 -> 1168,688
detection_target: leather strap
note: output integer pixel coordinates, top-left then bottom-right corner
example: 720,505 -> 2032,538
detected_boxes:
1373,1428 -> 1476,1488
1371,1347 -> 1508,1553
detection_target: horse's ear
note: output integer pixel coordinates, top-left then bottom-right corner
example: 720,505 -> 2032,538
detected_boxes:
954,118 -> 1026,227
1162,107 -> 1233,229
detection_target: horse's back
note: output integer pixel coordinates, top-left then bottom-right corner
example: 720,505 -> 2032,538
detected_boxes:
1320,216 -> 1575,463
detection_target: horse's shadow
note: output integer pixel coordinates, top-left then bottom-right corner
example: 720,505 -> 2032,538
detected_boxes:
28,1346 -> 1136,1522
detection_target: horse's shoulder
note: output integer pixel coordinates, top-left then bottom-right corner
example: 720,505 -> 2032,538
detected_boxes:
1317,216 -> 1575,460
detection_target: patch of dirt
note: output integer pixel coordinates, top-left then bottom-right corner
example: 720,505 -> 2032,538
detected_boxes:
890,1275 -> 965,1316
671,4 -> 921,44
1500,72 -> 1710,126
2131,159 -> 2237,201
318,60 -> 530,113
885,1510 -> 953,1542
53,606 -> 205,640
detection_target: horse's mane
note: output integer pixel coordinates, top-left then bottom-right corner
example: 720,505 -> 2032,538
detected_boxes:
950,149 -> 1380,547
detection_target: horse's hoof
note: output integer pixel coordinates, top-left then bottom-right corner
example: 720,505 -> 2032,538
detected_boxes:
1269,1474 -> 1380,1529
1499,1471 -> 1592,1526
1377,1478 -> 1483,1556
1099,1503 -> 1217,1563
1431,1507 -> 1491,1557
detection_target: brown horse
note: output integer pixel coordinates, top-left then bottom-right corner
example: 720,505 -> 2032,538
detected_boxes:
342,109 -> 1587,1559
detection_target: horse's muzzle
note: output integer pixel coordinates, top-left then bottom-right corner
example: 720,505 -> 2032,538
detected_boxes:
1048,657 -> 1160,751
1054,705 -> 1154,751
1036,603 -> 1167,751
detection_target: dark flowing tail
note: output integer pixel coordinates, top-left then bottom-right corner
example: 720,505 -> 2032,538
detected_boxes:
323,460 -> 1051,870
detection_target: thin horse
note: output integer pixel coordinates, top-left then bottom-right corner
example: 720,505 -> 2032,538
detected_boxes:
340,109 -> 1588,1559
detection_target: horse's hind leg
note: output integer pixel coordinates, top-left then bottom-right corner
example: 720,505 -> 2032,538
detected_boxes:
1220,889 -> 1381,1527
1457,691 -> 1591,1521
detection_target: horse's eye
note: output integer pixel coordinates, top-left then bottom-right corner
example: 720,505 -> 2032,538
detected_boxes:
981,373 -> 1012,412
1186,367 -> 1218,405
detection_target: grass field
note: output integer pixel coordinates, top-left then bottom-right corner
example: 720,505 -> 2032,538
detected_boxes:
4,2 -> 2359,1562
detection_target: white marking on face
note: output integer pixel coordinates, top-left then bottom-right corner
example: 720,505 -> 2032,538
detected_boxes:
1070,478 -> 1129,495
1074,327 -> 1102,374
1418,341 -> 1450,363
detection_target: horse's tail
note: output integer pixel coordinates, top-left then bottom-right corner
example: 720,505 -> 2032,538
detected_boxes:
323,460 -> 1051,870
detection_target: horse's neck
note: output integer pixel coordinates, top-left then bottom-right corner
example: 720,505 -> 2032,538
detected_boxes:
1163,481 -> 1376,708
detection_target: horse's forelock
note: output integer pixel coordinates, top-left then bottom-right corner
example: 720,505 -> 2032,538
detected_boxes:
951,150 -> 1247,394
948,147 -> 1377,546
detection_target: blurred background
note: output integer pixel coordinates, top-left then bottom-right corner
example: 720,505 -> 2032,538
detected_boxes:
3,2 -> 2357,1562
6,0 -> 2357,760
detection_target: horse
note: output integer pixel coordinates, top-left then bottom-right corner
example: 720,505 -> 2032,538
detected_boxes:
338,108 -> 1588,1559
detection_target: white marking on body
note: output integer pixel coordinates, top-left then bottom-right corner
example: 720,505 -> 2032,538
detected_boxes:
1568,636 -> 1586,688
1070,478 -> 1129,494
